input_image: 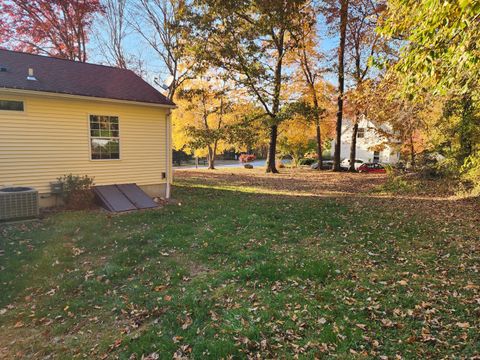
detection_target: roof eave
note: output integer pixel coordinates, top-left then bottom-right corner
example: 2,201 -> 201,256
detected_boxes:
0,87 -> 177,109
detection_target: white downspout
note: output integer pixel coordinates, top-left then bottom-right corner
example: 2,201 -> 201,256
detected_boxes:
165,110 -> 172,199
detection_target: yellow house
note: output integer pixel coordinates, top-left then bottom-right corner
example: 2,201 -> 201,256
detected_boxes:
0,49 -> 175,207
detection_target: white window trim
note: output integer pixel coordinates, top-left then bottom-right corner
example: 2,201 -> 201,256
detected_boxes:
88,114 -> 122,161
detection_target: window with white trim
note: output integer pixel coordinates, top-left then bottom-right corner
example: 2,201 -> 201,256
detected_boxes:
357,128 -> 365,138
89,115 -> 120,160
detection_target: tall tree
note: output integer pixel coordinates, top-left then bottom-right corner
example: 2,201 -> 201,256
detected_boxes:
333,0 -> 349,171
278,116 -> 317,167
174,76 -> 234,169
291,5 -> 328,170
0,0 -> 103,61
95,0 -> 129,69
130,0 -> 195,100
345,0 -> 386,171
189,0 -> 308,173
363,78 -> 429,169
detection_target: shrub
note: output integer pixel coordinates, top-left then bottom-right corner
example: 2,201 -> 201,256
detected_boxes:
57,174 -> 95,209
373,175 -> 418,194
417,152 -> 458,179
299,158 -> 316,166
461,152 -> 480,196
239,154 -> 256,163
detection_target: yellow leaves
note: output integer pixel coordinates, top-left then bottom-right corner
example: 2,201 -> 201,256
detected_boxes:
172,74 -> 252,155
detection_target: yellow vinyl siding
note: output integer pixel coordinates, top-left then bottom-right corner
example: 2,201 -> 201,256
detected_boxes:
0,92 -> 169,194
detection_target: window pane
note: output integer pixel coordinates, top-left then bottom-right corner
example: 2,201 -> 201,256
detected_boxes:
91,138 -> 119,160
90,115 -> 120,160
0,100 -> 24,111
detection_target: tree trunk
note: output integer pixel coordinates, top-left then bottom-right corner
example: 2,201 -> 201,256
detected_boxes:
316,123 -> 323,170
459,94 -> 473,162
266,125 -> 279,173
311,90 -> 323,170
333,0 -> 349,171
207,145 -> 215,170
409,132 -> 415,170
349,117 -> 359,172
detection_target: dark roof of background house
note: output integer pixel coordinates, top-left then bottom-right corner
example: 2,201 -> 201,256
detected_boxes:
0,49 -> 175,106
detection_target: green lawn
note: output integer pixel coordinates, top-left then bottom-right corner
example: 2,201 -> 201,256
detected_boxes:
1,169 -> 479,359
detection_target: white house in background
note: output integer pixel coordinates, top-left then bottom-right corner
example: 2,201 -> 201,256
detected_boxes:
331,116 -> 400,164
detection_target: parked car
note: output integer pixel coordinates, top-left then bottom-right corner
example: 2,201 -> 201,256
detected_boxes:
358,162 -> 386,173
311,160 -> 333,170
340,158 -> 365,170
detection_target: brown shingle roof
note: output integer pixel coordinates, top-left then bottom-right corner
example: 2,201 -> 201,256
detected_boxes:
0,49 -> 175,106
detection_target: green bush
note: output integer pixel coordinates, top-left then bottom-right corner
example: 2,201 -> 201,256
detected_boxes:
57,174 -> 95,209
375,176 -> 418,194
461,152 -> 480,196
299,158 -> 316,166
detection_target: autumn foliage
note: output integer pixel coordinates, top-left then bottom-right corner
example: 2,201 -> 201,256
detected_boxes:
239,154 -> 256,163
0,0 -> 103,61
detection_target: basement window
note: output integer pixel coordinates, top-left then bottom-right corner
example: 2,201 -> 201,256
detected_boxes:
0,100 -> 24,111
89,115 -> 120,160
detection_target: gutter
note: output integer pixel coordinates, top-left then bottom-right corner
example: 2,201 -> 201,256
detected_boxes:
165,109 -> 172,199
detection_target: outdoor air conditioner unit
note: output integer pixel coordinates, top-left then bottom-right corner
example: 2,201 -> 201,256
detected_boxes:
0,187 -> 39,222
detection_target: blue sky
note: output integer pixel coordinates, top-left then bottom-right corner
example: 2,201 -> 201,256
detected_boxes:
88,12 -> 340,89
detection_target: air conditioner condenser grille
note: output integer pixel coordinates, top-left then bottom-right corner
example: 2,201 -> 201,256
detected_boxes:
0,187 -> 39,221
